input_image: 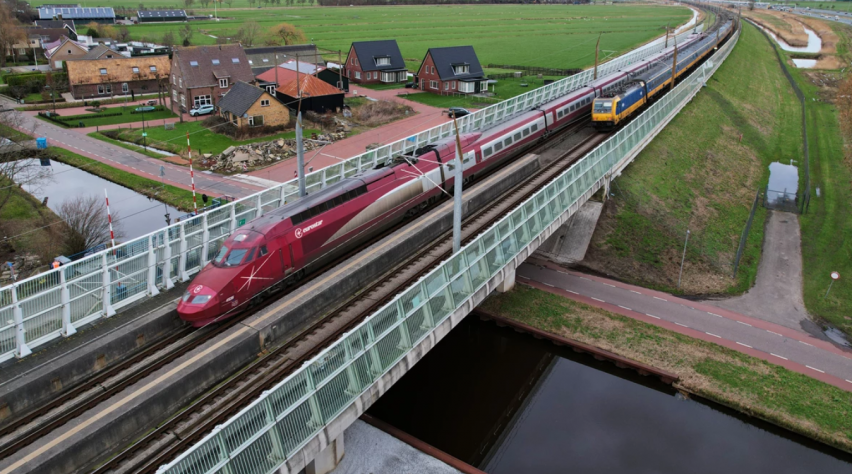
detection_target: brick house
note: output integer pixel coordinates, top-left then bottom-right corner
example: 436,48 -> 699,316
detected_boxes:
344,40 -> 407,85
217,81 -> 290,129
416,46 -> 488,95
170,44 -> 254,112
44,36 -> 88,70
65,55 -> 171,99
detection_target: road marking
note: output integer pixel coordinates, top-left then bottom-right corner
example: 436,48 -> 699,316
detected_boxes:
618,305 -> 631,311
736,342 -> 753,349
565,290 -> 579,295
604,283 -> 616,288
675,322 -> 689,328
770,353 -> 788,360
846,380 -> 852,384
767,330 -> 783,336
707,312 -> 722,318
799,341 -> 813,347
557,270 -> 569,274
706,332 -> 722,338
806,366 -> 825,373
631,290 -> 641,294
591,297 -> 605,303
518,275 -> 530,280
737,321 -> 752,327
646,314 -> 661,319
654,296 -> 667,301
543,282 -> 555,287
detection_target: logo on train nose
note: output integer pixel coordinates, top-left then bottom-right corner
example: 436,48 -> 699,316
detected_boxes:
192,285 -> 204,294
295,220 -> 323,239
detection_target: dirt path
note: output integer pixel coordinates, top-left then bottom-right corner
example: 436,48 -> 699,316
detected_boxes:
708,211 -> 821,335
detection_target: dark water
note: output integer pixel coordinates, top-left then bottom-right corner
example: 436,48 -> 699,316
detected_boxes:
766,161 -> 799,211
17,159 -> 181,240
368,317 -> 852,474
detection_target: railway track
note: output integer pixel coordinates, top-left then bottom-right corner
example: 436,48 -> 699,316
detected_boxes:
93,123 -> 611,474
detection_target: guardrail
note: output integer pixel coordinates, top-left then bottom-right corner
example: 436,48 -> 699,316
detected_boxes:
158,22 -> 739,474
0,26 -> 703,363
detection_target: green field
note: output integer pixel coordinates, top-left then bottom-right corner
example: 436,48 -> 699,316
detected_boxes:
113,5 -> 690,70
583,22 -> 802,295
37,106 -> 176,128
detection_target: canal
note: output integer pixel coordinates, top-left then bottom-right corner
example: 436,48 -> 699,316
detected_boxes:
368,317 -> 852,473
18,159 -> 182,240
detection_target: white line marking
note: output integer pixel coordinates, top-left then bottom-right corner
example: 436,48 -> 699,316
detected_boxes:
799,341 -> 813,347
846,380 -> 852,384
737,321 -> 752,327
557,270 -> 569,274
565,290 -> 579,295
543,282 -> 555,287
706,332 -> 722,338
675,322 -> 689,328
707,312 -> 722,318
591,297 -> 605,303
618,305 -> 632,311
631,290 -> 642,294
767,331 -> 783,336
604,283 -> 616,288
518,275 -> 530,280
770,353 -> 788,360
736,342 -> 753,348
806,366 -> 825,374
646,314 -> 661,319
653,296 -> 667,301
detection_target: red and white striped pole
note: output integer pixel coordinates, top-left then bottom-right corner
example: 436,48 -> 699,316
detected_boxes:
104,189 -> 115,250
186,131 -> 198,215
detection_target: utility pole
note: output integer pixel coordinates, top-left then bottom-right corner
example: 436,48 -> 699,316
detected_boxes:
452,117 -> 464,253
296,53 -> 301,101
338,49 -> 343,91
677,229 -> 690,288
593,32 -> 601,80
670,37 -> 678,92
274,52 -> 279,95
665,23 -> 669,48
296,112 -> 306,197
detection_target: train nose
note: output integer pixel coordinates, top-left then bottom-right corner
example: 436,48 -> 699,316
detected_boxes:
177,286 -> 220,327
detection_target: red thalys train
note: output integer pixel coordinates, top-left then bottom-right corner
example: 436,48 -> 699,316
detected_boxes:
177,34 -> 705,326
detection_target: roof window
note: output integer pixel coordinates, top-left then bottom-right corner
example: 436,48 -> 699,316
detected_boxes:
212,59 -> 220,65
190,60 -> 198,67
132,67 -> 139,73
99,68 -> 107,75
232,58 -> 239,63
150,66 -> 157,72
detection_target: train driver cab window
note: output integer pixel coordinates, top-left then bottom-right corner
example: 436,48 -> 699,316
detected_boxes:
594,100 -> 613,114
224,249 -> 248,267
259,245 -> 268,257
244,247 -> 257,264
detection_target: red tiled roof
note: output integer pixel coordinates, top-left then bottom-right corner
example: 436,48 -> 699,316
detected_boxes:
277,74 -> 342,98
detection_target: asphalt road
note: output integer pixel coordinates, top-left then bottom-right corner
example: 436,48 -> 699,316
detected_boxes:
1,96 -> 262,199
517,260 -> 852,392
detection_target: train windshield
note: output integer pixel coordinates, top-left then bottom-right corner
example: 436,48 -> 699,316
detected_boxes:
212,246 -> 250,267
593,100 -> 613,114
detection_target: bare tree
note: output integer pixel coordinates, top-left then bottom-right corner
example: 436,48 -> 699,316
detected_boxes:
268,22 -> 308,46
179,23 -> 194,46
162,30 -> 177,47
184,0 -> 195,7
236,20 -> 262,47
0,3 -> 26,67
58,195 -> 124,255
116,26 -> 131,42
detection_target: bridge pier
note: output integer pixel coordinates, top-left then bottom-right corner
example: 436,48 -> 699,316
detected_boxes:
305,433 -> 344,474
496,267 -> 516,293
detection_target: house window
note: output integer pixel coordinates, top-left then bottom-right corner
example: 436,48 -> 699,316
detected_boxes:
354,71 -> 361,80
99,68 -> 107,75
444,82 -> 449,91
106,84 -> 112,94
190,61 -> 198,67
248,115 -> 263,127
375,57 -> 390,66
181,95 -> 186,107
172,89 -> 177,101
459,81 -> 475,93
265,85 -> 276,95
261,99 -> 270,107
248,60 -> 253,65
231,58 -> 239,63
132,67 -> 139,73
430,80 -> 438,89
97,85 -> 105,94
172,74 -> 175,84
179,78 -> 182,88
105,54 -> 113,59
452,81 -> 456,90
219,78 -> 228,88
453,65 -> 469,75
480,81 -> 488,92
193,95 -> 212,107
122,83 -> 128,93
373,72 -> 377,79
67,49 -> 71,54
212,59 -> 220,65
150,66 -> 157,72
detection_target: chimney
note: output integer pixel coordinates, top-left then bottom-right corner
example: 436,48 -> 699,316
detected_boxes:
219,44 -> 222,50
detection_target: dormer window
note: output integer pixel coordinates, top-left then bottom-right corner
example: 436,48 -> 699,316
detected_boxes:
265,85 -> 276,94
212,59 -> 220,65
219,78 -> 228,88
106,54 -> 113,58
99,68 -> 107,75
150,66 -> 157,72
453,64 -> 469,75
262,58 -> 269,63
375,56 -> 390,66
132,67 -> 139,73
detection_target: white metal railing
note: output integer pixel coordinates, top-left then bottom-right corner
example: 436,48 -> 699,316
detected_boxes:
158,23 -> 739,474
0,26 -> 703,363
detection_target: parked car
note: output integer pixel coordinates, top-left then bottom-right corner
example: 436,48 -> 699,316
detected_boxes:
189,104 -> 215,117
447,107 -> 471,118
404,81 -> 418,89
146,99 -> 157,106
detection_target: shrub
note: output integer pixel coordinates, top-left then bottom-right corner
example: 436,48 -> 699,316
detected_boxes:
351,100 -> 413,127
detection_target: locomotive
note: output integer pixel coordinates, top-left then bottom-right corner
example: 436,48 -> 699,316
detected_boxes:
177,30 -> 715,326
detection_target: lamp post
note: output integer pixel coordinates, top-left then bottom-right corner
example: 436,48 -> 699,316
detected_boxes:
141,107 -> 147,151
44,85 -> 56,115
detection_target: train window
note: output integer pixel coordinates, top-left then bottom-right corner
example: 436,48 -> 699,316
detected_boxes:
259,246 -> 268,257
570,105 -> 575,112
494,142 -> 504,152
244,247 -> 256,264
503,137 -> 512,147
513,132 -> 522,141
224,249 -> 248,267
483,146 -> 493,157
214,246 -> 229,264
531,123 -> 538,132
522,128 -> 530,137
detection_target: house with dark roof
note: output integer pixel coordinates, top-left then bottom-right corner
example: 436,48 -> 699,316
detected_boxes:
217,81 -> 290,129
255,66 -> 345,114
137,10 -> 187,23
170,44 -> 254,112
244,44 -> 323,74
416,46 -> 488,95
76,44 -> 127,60
345,40 -> 407,85
34,19 -> 76,32
66,55 -> 171,99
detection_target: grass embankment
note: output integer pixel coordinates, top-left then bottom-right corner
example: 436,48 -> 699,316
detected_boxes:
37,106 -> 176,128
583,23 -> 802,295
99,121 -> 319,158
48,148 -> 197,211
481,285 -> 852,453
0,123 -> 30,142
401,75 -> 564,109
86,132 -> 167,159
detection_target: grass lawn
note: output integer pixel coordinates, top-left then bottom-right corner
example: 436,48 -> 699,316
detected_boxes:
102,121 -> 319,158
22,92 -> 44,104
115,5 -> 689,70
0,123 -> 31,142
359,82 -> 407,91
87,132 -> 168,159
37,106 -> 176,128
48,148 -> 198,211
582,23 -> 802,296
401,74 -> 564,109
481,285 -> 852,453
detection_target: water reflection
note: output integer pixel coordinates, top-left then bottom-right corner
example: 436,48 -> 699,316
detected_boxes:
766,161 -> 799,212
793,58 -> 817,68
